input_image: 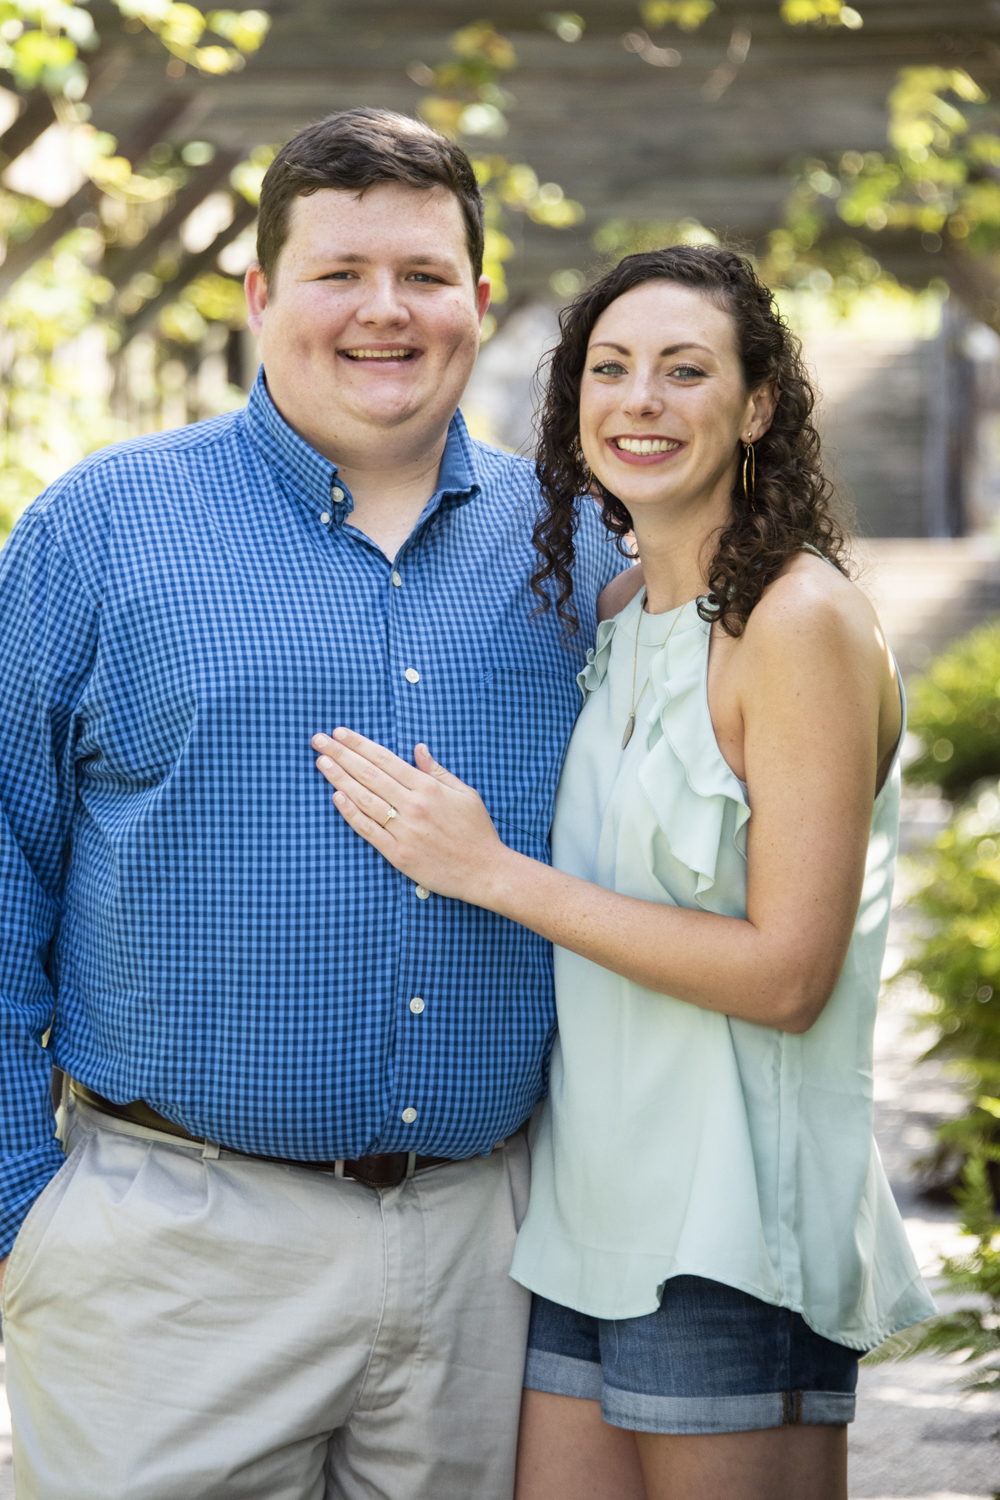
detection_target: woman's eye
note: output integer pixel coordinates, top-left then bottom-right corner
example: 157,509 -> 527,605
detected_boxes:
672,365 -> 705,379
592,361 -> 627,376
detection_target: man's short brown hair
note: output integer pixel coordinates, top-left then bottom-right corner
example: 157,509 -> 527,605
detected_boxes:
256,108 -> 485,285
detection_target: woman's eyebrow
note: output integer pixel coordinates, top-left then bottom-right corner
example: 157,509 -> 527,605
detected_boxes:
588,340 -> 714,356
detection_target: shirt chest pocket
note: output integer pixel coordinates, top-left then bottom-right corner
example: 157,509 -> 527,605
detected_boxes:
476,665 -> 582,853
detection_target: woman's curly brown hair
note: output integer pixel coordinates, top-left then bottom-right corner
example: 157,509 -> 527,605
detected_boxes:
531,245 -> 849,635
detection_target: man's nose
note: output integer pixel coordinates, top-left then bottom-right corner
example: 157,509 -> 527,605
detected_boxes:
355,273 -> 410,326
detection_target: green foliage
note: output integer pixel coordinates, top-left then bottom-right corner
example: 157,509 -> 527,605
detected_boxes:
414,22 -> 583,310
0,228 -> 123,535
593,217 -> 718,259
0,0 -> 267,96
905,622 -> 1000,798
780,0 -> 863,27
540,12 -> 584,43
834,69 -> 1000,257
641,0 -> 715,29
877,641 -> 1000,1407
900,790 -> 1000,1089
765,67 -> 1000,325
159,271 -> 246,343
0,0 -> 273,543
862,1149 -> 1000,1399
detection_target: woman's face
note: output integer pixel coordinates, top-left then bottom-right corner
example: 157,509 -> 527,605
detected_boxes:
579,279 -> 766,525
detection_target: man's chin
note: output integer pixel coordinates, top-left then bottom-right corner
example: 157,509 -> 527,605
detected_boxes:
340,393 -> 446,435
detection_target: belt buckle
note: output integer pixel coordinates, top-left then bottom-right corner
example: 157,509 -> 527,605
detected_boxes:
334,1152 -> 417,1188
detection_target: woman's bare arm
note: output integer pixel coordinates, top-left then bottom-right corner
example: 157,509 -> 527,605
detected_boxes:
312,574 -> 896,1034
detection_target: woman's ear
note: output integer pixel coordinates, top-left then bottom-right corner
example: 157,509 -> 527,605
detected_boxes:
751,380 -> 779,440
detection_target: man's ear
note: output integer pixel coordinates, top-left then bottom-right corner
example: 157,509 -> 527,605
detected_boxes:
245,263 -> 268,338
476,275 -> 491,325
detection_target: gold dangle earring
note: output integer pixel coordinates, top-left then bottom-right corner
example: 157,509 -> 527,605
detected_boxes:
742,429 -> 756,513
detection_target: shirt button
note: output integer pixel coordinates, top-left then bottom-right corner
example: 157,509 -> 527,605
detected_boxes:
319,512 -> 330,525
391,571 -> 402,587
331,485 -> 345,503
409,997 -> 425,1014
404,667 -> 420,684
401,1107 -> 418,1124
415,885 -> 430,900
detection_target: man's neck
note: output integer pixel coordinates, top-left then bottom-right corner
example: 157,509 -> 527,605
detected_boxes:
336,434 -> 450,563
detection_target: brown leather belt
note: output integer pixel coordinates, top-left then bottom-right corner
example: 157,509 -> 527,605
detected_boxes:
69,1080 -> 458,1188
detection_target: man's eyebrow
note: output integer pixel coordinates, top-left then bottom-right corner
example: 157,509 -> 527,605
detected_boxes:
589,340 -> 714,357
318,252 -> 460,269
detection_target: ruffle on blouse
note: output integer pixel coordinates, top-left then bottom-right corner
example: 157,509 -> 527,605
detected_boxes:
577,599 -> 750,902
576,617 -> 616,700
643,604 -> 752,902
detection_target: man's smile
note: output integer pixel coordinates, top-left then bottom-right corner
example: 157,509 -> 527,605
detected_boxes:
340,346 -> 419,361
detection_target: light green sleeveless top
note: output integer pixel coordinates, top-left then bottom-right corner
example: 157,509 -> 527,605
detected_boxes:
510,587 -> 935,1349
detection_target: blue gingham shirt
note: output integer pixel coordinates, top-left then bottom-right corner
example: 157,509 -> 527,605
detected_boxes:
0,372 -> 623,1253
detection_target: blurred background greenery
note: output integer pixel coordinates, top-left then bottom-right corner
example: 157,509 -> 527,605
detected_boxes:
1,1 -> 999,540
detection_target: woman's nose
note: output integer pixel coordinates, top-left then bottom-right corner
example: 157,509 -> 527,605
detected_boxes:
621,377 -> 662,418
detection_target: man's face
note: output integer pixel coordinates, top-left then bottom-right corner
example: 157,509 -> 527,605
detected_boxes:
245,183 -> 491,468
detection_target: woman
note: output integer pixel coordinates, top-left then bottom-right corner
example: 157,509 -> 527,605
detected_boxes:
310,247 -> 935,1500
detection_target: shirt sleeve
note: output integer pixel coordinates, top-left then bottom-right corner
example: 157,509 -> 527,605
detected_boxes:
0,511 -> 100,1256
580,494 -> 635,594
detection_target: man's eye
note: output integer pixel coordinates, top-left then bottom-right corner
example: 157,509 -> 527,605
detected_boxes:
592,361 -> 627,376
324,271 -> 357,281
409,272 -> 442,283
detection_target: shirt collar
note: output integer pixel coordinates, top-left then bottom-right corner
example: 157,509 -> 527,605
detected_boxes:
242,368 -> 481,524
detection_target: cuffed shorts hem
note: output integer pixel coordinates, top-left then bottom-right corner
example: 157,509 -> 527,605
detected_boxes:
601,1387 -> 857,1434
524,1349 -> 604,1401
523,1351 -> 855,1432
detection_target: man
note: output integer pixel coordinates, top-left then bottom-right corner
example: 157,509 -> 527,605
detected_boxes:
0,109 -> 623,1498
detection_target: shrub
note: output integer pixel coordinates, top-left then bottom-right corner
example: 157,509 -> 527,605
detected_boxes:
862,1146 -> 1000,1414
900,789 -> 1000,1201
905,621 -> 1000,799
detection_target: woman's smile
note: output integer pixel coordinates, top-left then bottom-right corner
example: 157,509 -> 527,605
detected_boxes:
607,434 -> 686,465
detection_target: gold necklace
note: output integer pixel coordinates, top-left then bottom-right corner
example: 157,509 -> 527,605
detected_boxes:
622,592 -> 684,750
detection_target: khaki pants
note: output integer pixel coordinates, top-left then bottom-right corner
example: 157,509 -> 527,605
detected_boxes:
2,1097 -> 531,1500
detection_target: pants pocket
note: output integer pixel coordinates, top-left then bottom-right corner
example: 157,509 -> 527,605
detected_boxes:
1,1141 -> 82,1317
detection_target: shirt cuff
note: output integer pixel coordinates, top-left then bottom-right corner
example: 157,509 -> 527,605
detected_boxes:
0,1141 -> 66,1259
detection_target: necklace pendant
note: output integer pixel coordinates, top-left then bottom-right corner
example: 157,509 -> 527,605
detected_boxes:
622,713 -> 636,750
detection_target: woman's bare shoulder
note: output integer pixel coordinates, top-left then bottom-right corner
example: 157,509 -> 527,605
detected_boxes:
597,563 -> 644,622
746,550 -> 879,654
730,552 -> 899,767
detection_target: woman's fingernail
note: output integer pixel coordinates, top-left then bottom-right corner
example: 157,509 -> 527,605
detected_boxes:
333,727 -> 348,741
314,733 -> 331,748
317,755 -> 333,770
333,791 -> 345,805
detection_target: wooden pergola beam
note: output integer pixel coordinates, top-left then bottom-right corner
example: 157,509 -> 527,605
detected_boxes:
0,49 -> 133,170
0,91 -> 195,298
0,91 -> 56,169
103,145 -> 245,290
118,194 -> 256,345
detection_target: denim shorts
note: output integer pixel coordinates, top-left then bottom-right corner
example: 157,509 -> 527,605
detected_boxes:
524,1276 -> 860,1435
